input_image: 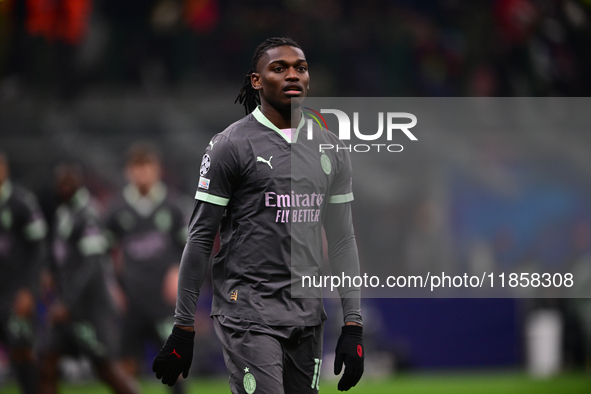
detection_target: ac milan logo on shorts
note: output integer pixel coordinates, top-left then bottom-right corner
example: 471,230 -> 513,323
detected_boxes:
243,367 -> 256,394
357,345 -> 363,357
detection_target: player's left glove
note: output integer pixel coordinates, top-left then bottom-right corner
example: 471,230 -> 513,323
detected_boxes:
334,325 -> 364,391
152,326 -> 195,386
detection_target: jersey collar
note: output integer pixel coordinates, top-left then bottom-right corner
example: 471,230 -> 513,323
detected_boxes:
0,180 -> 12,206
68,187 -> 90,212
252,106 -> 305,144
123,181 -> 167,217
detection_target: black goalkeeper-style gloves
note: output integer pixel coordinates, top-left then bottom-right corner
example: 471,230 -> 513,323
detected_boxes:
152,326 -> 195,386
334,325 -> 364,391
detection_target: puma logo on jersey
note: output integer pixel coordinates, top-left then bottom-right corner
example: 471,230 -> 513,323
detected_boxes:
209,140 -> 218,150
257,156 -> 273,169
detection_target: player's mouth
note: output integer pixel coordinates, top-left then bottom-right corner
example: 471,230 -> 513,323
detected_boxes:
283,84 -> 303,97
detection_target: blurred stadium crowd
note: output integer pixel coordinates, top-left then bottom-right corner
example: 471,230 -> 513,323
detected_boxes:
1,0 -> 591,391
1,0 -> 591,98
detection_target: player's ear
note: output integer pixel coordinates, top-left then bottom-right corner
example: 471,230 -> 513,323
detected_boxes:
251,73 -> 262,91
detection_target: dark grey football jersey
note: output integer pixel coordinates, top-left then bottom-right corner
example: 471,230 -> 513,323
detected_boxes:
51,188 -> 114,318
106,182 -> 187,317
0,181 -> 47,310
196,107 -> 354,326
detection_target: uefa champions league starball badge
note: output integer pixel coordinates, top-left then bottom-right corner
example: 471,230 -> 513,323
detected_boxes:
200,154 -> 211,176
243,367 -> 256,394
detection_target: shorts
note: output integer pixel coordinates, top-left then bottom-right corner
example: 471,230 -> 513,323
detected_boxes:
0,309 -> 35,349
45,316 -> 115,366
119,307 -> 175,359
213,315 -> 324,394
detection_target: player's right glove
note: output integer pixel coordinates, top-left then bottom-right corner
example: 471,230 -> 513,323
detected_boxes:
152,326 -> 195,386
334,325 -> 364,391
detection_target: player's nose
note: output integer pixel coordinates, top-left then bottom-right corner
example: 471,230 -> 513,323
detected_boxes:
285,66 -> 299,80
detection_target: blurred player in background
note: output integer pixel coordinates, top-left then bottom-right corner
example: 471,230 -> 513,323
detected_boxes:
39,163 -> 138,394
152,37 -> 364,393
106,143 -> 187,393
0,153 -> 47,394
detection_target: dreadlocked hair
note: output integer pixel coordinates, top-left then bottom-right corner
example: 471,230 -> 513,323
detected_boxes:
235,37 -> 302,115
234,70 -> 260,115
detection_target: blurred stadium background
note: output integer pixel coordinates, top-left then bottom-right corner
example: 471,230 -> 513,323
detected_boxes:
1,0 -> 591,393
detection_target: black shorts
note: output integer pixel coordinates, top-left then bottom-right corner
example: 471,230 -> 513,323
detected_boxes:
119,307 -> 174,359
45,316 -> 115,365
213,315 -> 324,394
0,309 -> 35,349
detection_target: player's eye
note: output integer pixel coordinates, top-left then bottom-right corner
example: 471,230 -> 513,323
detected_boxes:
273,66 -> 284,72
297,66 -> 307,72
